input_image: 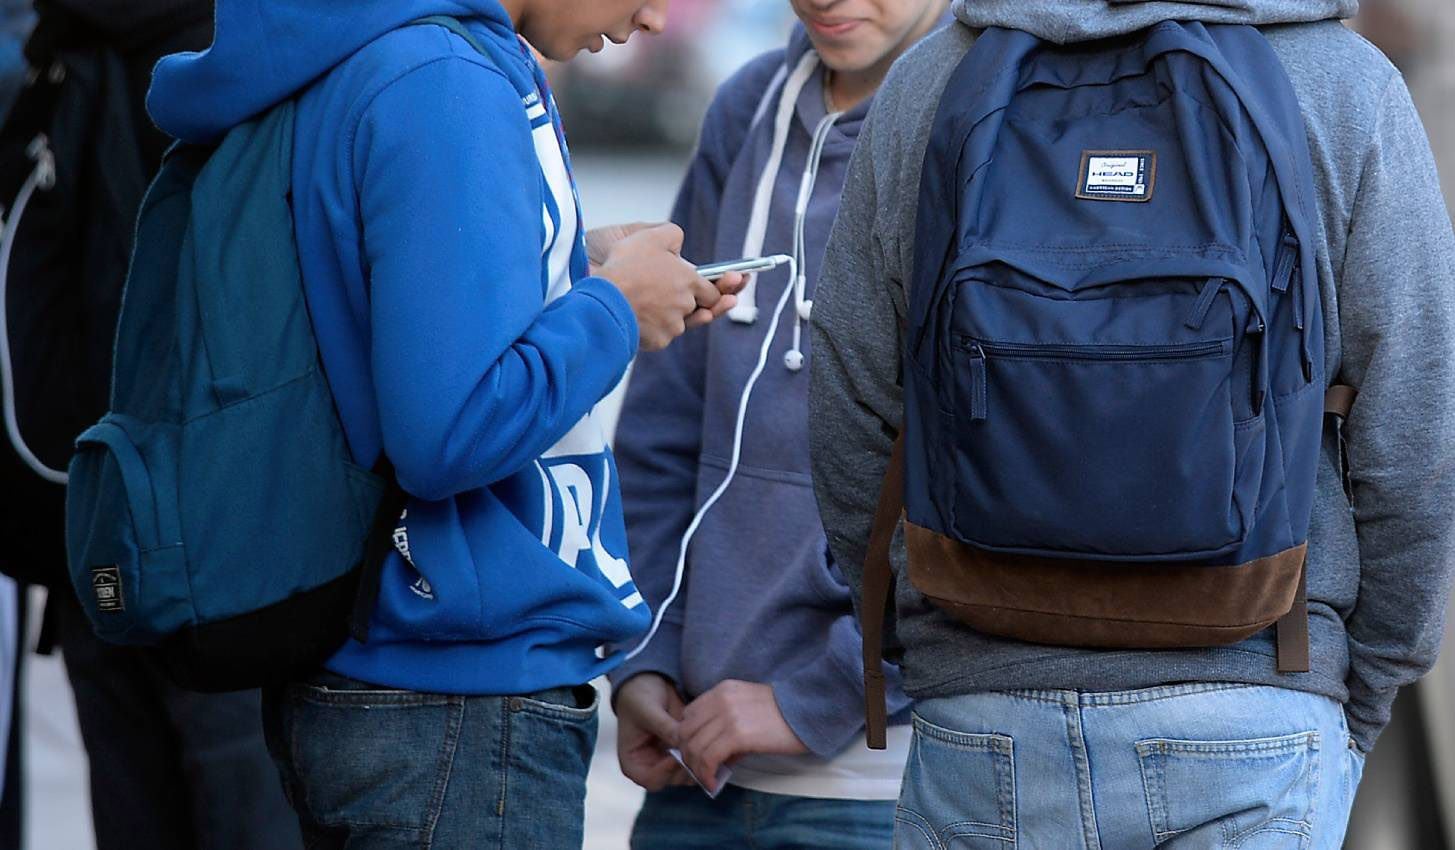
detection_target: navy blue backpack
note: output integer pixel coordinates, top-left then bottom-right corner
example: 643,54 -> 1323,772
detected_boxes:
860,23 -> 1357,747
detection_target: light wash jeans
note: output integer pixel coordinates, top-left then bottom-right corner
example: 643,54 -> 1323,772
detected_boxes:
896,683 -> 1364,849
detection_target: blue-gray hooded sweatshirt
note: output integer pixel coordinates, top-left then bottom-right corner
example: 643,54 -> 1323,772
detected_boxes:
609,25 -> 942,760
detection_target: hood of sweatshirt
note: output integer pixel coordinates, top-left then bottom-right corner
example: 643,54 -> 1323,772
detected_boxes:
953,0 -> 1357,43
148,0 -> 512,143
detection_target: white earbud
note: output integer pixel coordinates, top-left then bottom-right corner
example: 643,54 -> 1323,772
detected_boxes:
783,349 -> 805,372
797,299 -> 813,322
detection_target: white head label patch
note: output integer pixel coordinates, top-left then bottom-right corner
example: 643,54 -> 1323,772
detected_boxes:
1077,151 -> 1156,202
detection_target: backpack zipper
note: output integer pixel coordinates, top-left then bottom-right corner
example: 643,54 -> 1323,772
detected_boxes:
955,337 -> 1230,422
956,337 -> 1229,362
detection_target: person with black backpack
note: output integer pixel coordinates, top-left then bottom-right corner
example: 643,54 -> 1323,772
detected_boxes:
0,2 -> 306,848
809,0 -> 1455,847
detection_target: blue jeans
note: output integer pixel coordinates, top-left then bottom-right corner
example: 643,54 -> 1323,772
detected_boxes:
262,670 -> 598,849
57,590 -> 302,850
896,684 -> 1364,850
632,785 -> 896,849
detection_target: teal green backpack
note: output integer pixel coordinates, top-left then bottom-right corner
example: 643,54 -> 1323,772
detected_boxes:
63,92 -> 405,692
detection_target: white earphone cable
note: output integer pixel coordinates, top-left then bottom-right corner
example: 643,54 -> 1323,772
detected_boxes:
0,136 -> 65,485
623,253 -> 796,661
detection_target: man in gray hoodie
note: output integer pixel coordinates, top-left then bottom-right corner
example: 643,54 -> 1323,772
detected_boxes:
809,0 -> 1455,847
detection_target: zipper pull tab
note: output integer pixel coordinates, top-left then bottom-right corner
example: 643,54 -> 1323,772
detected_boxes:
1185,278 -> 1223,330
968,342 -> 988,422
1272,232 -> 1298,294
1249,316 -> 1268,416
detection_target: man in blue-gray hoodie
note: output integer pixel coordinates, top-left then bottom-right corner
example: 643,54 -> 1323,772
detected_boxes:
608,2 -> 947,847
145,1 -> 744,848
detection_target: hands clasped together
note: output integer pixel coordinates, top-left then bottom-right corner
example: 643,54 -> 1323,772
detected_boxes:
614,673 -> 809,795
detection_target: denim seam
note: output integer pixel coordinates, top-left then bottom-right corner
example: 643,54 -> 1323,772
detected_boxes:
420,697 -> 465,847
1003,682 -> 1252,707
744,789 -> 759,850
910,714 -> 1014,753
294,688 -> 456,708
1298,734 -> 1320,850
894,808 -> 945,850
1065,700 -> 1102,850
999,735 -> 1017,840
513,689 -> 599,722
1230,824 -> 1315,848
1137,746 -> 1166,842
1134,731 -> 1319,756
943,819 -> 1014,833
906,653 -> 1348,701
495,700 -> 511,838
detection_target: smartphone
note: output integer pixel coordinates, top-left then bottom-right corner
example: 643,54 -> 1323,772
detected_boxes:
696,256 -> 785,281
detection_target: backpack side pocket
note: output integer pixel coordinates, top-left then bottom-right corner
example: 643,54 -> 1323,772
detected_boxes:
65,415 -> 191,643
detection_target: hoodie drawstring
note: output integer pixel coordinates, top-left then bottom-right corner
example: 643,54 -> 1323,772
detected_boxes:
729,50 -> 842,374
785,110 -> 842,372
729,51 -> 819,325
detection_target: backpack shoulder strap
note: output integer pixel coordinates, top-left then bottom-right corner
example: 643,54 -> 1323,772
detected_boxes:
863,432 -> 906,750
411,14 -> 491,55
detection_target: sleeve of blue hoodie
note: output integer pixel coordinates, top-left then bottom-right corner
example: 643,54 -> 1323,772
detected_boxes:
609,54 -> 782,692
356,57 -> 639,500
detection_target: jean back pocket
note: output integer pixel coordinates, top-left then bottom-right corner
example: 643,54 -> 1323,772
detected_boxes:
896,714 -> 1016,849
1137,731 -> 1319,848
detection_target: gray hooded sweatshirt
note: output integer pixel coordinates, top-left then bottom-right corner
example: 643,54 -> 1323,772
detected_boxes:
609,23 -> 944,769
809,0 -> 1455,753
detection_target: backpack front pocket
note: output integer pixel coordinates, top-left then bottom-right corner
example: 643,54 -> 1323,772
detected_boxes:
65,416 -> 191,643
948,334 -> 1247,558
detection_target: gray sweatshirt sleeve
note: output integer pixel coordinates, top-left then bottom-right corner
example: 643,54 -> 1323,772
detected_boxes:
1337,74 -> 1455,751
809,101 -> 908,617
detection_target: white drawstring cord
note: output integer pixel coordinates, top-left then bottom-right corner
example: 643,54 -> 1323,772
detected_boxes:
623,254 -> 796,662
729,52 -> 819,325
0,135 -> 66,485
784,110 -> 842,372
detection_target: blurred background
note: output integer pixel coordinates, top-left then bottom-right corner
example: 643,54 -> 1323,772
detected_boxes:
6,2 -> 1454,849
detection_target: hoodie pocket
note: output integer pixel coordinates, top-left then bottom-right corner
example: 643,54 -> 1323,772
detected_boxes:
65,416 -> 192,644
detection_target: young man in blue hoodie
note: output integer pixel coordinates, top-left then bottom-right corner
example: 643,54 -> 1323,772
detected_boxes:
606,1 -> 947,847
145,1 -> 745,848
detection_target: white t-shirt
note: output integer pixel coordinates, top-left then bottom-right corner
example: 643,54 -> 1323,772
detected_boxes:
728,724 -> 913,801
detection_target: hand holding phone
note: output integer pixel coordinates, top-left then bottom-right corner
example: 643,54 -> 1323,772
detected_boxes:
696,256 -> 790,281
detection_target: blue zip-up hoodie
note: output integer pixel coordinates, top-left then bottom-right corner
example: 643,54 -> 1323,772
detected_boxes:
608,22 -> 947,762
148,0 -> 651,694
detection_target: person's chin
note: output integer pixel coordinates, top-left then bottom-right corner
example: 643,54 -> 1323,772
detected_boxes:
815,43 -> 876,75
535,39 -> 579,62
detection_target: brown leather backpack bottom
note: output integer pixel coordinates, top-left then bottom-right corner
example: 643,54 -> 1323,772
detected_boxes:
904,523 -> 1306,650
857,381 -> 1358,750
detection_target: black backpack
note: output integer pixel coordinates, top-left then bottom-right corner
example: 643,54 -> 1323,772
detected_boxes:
0,1 -> 210,588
